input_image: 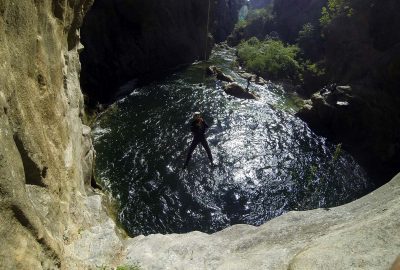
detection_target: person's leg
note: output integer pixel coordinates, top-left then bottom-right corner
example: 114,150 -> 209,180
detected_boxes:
184,138 -> 199,168
200,137 -> 213,164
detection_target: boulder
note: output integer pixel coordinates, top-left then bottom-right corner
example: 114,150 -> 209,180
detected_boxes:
223,83 -> 258,99
239,72 -> 268,85
207,65 -> 235,83
217,72 -> 235,83
206,65 -> 218,76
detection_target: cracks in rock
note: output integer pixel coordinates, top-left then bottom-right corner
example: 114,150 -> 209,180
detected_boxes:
11,204 -> 61,268
67,0 -> 94,50
41,166 -> 48,179
52,0 -> 66,21
37,74 -> 47,90
13,134 -> 47,187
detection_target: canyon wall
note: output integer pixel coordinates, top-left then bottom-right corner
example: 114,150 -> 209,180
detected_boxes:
0,0 -> 399,269
297,0 -> 400,185
0,0 -> 95,268
79,0 -> 245,106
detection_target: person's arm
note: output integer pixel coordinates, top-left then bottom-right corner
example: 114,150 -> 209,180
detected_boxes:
190,121 -> 196,133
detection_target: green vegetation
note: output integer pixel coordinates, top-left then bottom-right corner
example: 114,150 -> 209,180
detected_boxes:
116,264 -> 141,270
297,23 -> 324,62
237,37 -> 301,80
332,143 -> 343,163
320,0 -> 353,27
303,61 -> 325,77
306,165 -> 318,187
234,7 -> 273,31
96,265 -> 141,270
298,23 -> 315,41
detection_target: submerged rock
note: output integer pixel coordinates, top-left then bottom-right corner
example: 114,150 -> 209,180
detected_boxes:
223,83 -> 258,99
207,65 -> 235,82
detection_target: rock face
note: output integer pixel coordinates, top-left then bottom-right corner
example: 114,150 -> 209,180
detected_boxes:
0,0 -> 95,268
80,0 -> 245,106
297,84 -> 400,185
298,0 -> 400,185
213,0 -> 246,43
223,83 -> 258,99
273,0 -> 327,43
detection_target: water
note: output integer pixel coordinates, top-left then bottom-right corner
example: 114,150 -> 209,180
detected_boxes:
93,46 -> 373,236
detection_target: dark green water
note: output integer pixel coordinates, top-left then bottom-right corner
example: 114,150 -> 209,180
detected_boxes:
93,46 -> 372,236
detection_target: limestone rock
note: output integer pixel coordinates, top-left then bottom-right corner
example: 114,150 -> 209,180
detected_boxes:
114,173 -> 400,270
0,0 -> 94,268
392,256 -> 400,270
82,125 -> 95,187
223,83 -> 258,99
64,194 -> 125,269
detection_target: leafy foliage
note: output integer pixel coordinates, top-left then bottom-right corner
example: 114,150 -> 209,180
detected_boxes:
297,23 -> 324,61
298,23 -> 315,42
320,0 -> 353,27
97,264 -> 141,270
233,7 -> 273,31
237,37 -> 301,80
116,265 -> 141,270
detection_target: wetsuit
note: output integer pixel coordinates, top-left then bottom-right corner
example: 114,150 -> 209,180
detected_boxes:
184,118 -> 213,167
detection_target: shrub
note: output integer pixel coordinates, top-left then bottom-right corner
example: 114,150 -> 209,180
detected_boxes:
233,7 -> 273,32
116,265 -> 141,270
297,23 -> 325,62
237,38 -> 301,80
320,0 -> 353,27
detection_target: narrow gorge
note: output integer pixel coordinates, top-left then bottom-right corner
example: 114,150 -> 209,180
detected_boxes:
0,0 -> 399,269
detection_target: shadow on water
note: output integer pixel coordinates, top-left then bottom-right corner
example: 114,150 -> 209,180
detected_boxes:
93,46 -> 373,236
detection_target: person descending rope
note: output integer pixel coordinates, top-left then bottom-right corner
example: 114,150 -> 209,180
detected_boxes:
183,112 -> 214,169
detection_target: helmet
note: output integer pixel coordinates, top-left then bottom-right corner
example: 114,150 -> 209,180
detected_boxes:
193,111 -> 201,118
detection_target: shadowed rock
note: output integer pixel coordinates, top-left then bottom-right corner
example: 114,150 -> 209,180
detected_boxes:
223,83 -> 258,99
207,65 -> 235,82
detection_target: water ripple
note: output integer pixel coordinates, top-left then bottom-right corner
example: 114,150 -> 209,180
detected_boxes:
93,47 -> 373,236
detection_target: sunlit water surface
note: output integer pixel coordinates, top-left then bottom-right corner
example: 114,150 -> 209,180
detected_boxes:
93,46 -> 373,235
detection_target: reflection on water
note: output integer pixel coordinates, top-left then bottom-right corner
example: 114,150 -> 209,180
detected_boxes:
93,46 -> 373,236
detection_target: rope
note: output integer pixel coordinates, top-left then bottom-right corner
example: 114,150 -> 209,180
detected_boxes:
204,0 -> 211,60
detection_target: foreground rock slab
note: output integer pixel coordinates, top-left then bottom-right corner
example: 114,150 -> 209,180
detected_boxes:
120,173 -> 400,269
68,174 -> 400,269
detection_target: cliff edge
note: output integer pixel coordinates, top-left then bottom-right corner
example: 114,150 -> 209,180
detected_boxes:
65,173 -> 400,269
